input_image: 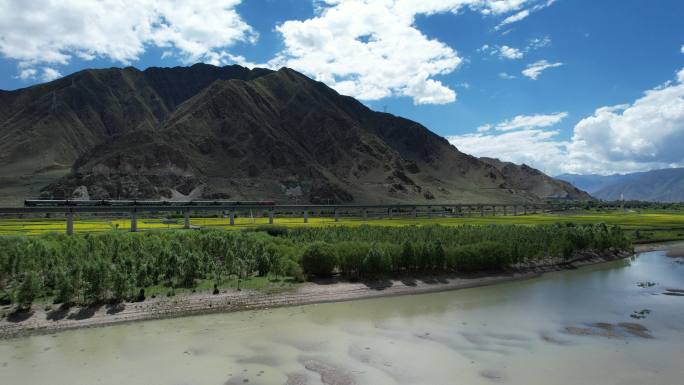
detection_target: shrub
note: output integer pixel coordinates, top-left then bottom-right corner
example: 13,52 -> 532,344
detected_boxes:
416,242 -> 432,271
83,260 -> 110,302
445,242 -> 507,272
362,245 -> 391,278
0,290 -> 11,306
55,267 -> 79,305
254,225 -> 289,237
255,247 -> 273,277
382,243 -> 402,273
301,242 -> 337,277
335,241 -> 369,279
284,259 -> 306,282
430,242 -> 446,271
400,241 -> 416,272
111,270 -> 132,302
178,251 -> 201,287
15,271 -> 41,311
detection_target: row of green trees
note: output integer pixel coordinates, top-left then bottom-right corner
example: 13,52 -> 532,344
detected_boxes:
0,223 -> 630,311
298,223 -> 628,278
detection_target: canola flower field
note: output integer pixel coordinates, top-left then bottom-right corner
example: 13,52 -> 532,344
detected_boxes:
1,210 -> 683,242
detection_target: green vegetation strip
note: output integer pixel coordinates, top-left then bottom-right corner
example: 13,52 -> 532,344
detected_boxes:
0,223 -> 630,312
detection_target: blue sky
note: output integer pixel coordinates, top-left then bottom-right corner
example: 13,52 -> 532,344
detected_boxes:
1,0 -> 683,175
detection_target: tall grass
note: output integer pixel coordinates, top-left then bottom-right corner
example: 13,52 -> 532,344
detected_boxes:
0,223 -> 629,310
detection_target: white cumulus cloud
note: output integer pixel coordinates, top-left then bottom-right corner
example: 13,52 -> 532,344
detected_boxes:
449,128 -> 568,174
14,66 -> 62,82
479,44 -> 524,60
1,0 -> 547,104
40,67 -> 62,82
448,68 -> 684,175
498,45 -> 524,59
495,0 -> 556,30
497,9 -> 530,28
271,0 -> 543,104
494,112 -> 568,131
565,68 -> 684,173
522,59 -> 563,80
16,68 -> 37,80
479,37 -> 549,61
526,36 -> 551,50
449,112 -> 569,173
0,0 -> 256,79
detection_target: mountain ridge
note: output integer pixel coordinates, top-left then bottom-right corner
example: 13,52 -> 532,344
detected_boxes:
557,168 -> 684,202
1,64 -> 590,205
481,158 -> 592,201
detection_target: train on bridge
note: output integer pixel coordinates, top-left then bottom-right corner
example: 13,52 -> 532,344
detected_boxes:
23,200 -> 276,207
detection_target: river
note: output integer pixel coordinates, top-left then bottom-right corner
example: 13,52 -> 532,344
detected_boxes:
1,249 -> 683,385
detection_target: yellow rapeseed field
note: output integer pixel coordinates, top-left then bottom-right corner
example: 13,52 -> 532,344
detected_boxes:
2,210 -> 684,241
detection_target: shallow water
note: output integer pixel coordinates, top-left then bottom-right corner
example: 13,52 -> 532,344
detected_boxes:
2,250 -> 684,385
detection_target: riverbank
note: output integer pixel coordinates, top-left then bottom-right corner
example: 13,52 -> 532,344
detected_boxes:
633,240 -> 684,254
0,248 -> 635,339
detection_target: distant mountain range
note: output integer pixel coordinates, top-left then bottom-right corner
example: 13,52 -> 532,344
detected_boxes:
557,168 -> 684,202
0,64 -> 590,205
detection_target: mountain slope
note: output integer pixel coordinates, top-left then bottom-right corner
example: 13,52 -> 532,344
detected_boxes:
2,64 -> 589,205
0,64 -> 272,204
558,169 -> 684,202
481,158 -> 592,200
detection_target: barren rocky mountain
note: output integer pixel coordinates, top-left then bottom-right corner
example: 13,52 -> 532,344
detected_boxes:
481,158 -> 592,201
1,64 -> 590,205
0,64 -> 269,204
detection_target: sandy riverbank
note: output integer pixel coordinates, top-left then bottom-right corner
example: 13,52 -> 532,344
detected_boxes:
0,248 -> 638,339
634,240 -> 684,255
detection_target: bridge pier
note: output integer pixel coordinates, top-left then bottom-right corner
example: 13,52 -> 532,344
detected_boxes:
66,212 -> 74,235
